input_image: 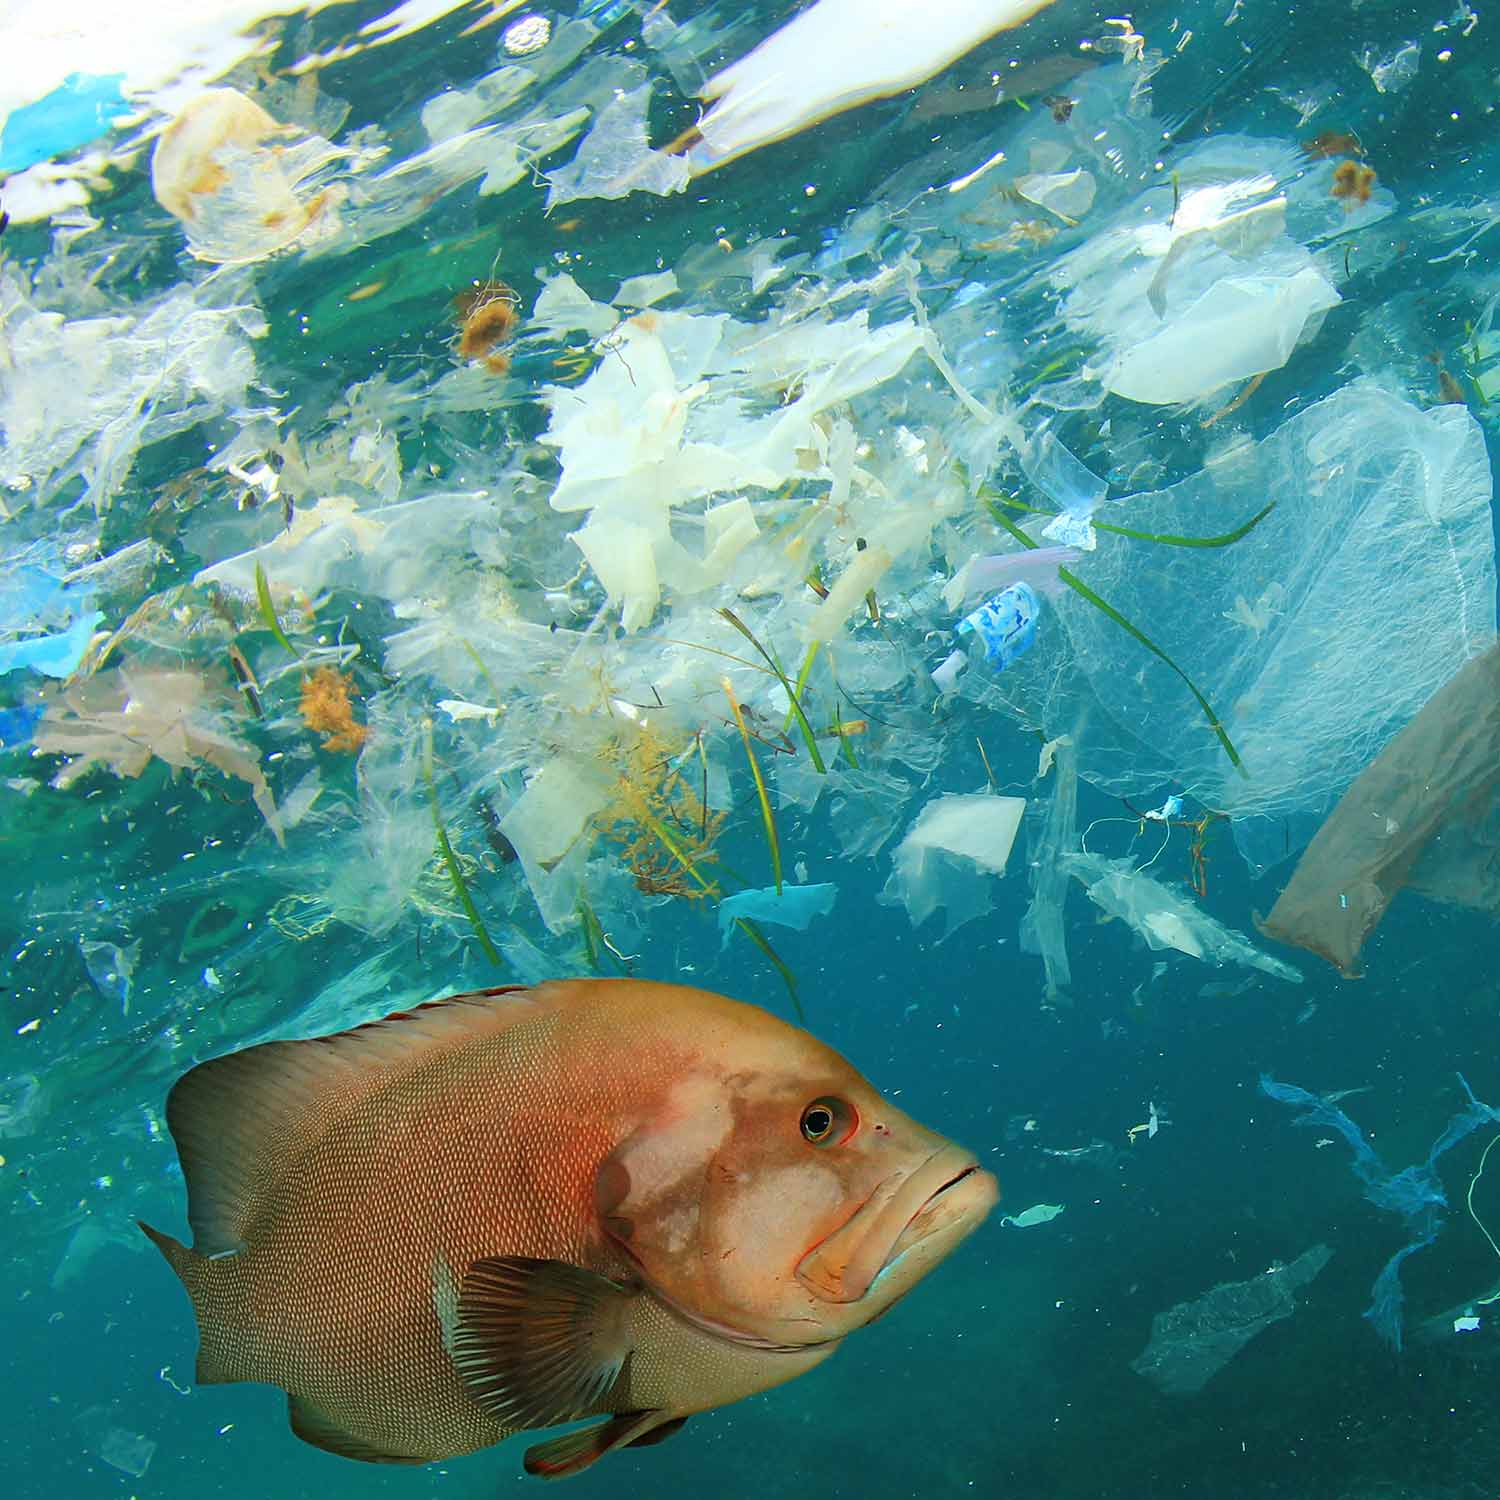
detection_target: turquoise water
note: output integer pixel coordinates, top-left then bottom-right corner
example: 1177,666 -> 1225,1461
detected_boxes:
4,1 -> 1500,1495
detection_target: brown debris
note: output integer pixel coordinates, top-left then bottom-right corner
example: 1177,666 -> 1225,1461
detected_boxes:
1330,159 -> 1377,210
453,281 -> 521,373
300,667 -> 367,753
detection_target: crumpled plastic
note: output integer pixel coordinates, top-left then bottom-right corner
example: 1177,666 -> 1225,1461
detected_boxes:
1064,851 -> 1302,982
1261,643 -> 1500,975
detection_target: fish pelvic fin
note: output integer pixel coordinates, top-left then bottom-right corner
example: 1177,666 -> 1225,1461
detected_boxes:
523,1410 -> 679,1479
287,1396 -> 428,1465
453,1256 -> 635,1430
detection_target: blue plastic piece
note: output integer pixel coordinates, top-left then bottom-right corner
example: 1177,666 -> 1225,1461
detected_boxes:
956,582 -> 1039,671
0,704 -> 43,749
0,72 -> 127,175
0,609 -> 102,678
1261,1073 -> 1500,1350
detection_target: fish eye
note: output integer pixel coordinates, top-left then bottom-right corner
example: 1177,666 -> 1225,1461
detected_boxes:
800,1096 -> 855,1147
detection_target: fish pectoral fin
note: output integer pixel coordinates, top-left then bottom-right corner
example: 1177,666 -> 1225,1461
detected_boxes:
523,1410 -> 676,1479
286,1396 -> 427,1465
453,1256 -> 635,1429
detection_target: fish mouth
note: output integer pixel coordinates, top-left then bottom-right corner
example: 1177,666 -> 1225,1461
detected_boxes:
795,1146 -> 998,1306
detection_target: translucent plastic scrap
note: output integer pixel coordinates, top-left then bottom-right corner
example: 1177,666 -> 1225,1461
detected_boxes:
1051,137 -> 1342,407
99,1427 -> 155,1478
545,82 -> 690,208
879,793 -> 1026,940
1105,266 -> 1340,406
717,882 -> 837,947
679,0 -> 1060,174
33,665 -> 283,843
979,383 -> 1497,873
1131,1244 -> 1332,1395
151,89 -> 354,264
1020,735 -> 1078,999
0,270 -> 266,514
1065,852 -> 1302,982
1261,644 -> 1500,976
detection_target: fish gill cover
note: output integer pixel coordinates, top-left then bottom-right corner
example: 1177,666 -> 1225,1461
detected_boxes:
2,0 -> 1500,1496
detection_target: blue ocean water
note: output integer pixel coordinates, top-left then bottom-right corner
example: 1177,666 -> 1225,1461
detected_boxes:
3,2 -> 1500,1497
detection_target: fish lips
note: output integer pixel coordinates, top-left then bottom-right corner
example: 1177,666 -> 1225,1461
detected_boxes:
794,1146 -> 998,1308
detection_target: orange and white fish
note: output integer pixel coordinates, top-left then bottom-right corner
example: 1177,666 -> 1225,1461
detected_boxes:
141,978 -> 996,1478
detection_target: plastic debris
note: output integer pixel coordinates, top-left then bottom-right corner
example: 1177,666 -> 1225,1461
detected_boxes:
880,793 -> 1026,939
1000,1203 -> 1065,1228
545,80 -> 690,208
99,1427 -> 156,1479
150,89 -> 352,264
0,607 -> 101,677
679,0 -> 1060,174
1131,1244 -> 1332,1395
989,383 -> 1496,872
1065,851 -> 1302,982
1260,644 -> 1500,976
1261,1074 -> 1500,1350
0,72 -> 127,175
717,882 -> 838,947
1019,733 -> 1078,999
33,666 -> 283,844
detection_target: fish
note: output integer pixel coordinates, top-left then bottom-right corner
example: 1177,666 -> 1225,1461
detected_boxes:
139,978 -> 996,1478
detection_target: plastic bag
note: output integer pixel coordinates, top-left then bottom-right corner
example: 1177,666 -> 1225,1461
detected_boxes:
1261,643 -> 1500,976
1131,1244 -> 1332,1395
978,383 -> 1497,872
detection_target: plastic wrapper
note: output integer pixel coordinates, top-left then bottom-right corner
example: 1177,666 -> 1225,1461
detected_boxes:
1064,851 -> 1301,982
151,89 -> 355,264
545,81 -> 689,207
1261,644 -> 1500,976
1131,1244 -> 1332,1395
980,383 -> 1497,872
880,793 -> 1026,939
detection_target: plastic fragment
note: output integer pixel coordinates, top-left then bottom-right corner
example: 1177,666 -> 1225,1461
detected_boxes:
1065,851 -> 1302,982
681,0 -> 1060,174
1001,1203 -> 1065,1228
0,608 -> 101,677
881,793 -> 1026,939
716,882 -> 837,947
0,72 -> 127,174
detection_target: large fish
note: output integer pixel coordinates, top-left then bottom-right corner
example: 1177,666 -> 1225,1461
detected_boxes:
141,978 -> 996,1478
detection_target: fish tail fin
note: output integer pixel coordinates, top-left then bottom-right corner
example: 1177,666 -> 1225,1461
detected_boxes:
137,1220 -> 240,1386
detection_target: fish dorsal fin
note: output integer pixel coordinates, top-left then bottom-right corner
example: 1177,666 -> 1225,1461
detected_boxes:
286,1396 -> 426,1465
167,986 -> 540,1255
523,1410 -> 676,1479
452,1256 -> 635,1429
